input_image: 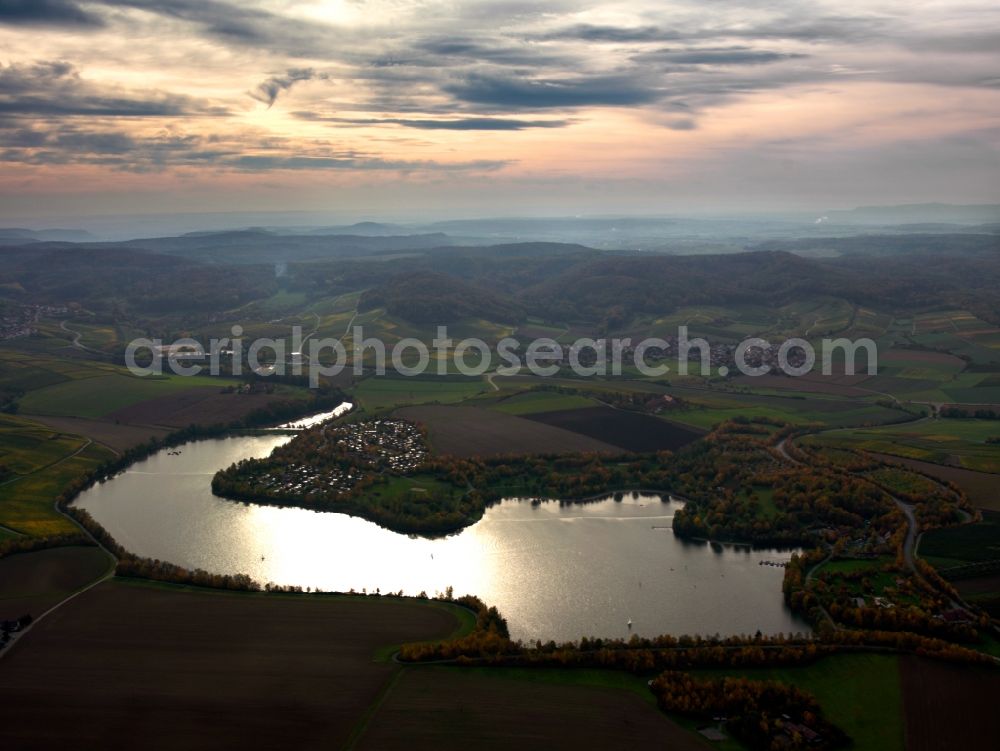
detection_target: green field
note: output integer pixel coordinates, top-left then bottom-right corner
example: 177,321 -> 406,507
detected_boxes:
808,418 -> 1000,473
669,400 -> 903,431
369,474 -> 459,504
0,409 -> 122,537
919,511 -> 1000,569
743,485 -> 778,519
352,376 -> 487,411
0,347 -> 121,392
0,415 -> 88,474
491,390 -> 597,415
700,653 -> 904,751
17,372 -> 235,419
471,653 -> 905,751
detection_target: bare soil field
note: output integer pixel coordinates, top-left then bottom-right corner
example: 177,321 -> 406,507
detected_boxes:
869,453 -> 1000,510
900,656 -> 1000,751
0,546 -> 110,620
394,405 -> 621,457
0,581 -> 460,750
953,573 -> 1000,597
798,371 -> 874,386
356,667 -> 703,751
525,406 -> 704,452
108,388 -> 294,429
881,349 -> 966,366
857,376 -> 941,395
20,414 -> 169,452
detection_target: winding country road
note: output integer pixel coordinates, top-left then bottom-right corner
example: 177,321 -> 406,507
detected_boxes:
59,319 -> 103,355
776,430 -> 987,624
775,433 -> 932,630
776,435 -> 921,577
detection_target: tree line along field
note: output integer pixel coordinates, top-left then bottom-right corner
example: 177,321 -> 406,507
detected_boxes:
0,580 -> 706,751
7,577 -> 984,751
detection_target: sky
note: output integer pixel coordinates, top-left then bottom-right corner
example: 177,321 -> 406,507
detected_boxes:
0,0 -> 999,222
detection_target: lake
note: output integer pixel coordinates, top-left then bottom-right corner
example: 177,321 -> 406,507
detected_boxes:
75,431 -> 809,642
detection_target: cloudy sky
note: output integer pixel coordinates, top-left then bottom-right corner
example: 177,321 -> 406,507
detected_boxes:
1,0 -> 998,221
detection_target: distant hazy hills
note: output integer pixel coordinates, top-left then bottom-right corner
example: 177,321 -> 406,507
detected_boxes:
824,203 -> 1000,226
0,228 -> 96,244
4,204 -> 997,248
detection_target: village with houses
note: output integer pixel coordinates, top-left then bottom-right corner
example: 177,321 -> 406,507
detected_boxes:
214,417 -> 428,503
0,304 -> 70,341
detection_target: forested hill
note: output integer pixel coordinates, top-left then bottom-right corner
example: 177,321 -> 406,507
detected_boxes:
522,251 -> 833,323
359,271 -> 526,324
751,233 -> 999,257
2,231 -> 999,328
0,245 -> 275,314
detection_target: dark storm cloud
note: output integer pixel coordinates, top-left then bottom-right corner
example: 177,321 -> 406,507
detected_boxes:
294,112 -> 570,130
0,117 -> 511,173
537,16 -> 886,46
0,60 -> 228,118
249,68 -> 328,108
388,117 -> 567,130
412,36 -> 573,67
444,73 -> 662,109
537,24 -> 677,43
0,0 -> 103,27
639,47 -> 807,66
99,0 -> 343,57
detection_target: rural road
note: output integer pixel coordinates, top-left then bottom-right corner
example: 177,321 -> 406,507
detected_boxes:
59,319 -> 102,355
0,437 -> 95,489
775,435 -> 920,576
1,435 -> 119,661
0,553 -> 115,662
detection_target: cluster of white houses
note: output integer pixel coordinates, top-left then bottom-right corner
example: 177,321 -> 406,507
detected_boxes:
253,419 -> 427,498
325,418 -> 427,474
0,304 -> 69,341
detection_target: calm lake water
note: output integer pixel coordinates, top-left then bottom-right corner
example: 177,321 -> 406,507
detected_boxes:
75,432 -> 809,641
276,401 -> 353,430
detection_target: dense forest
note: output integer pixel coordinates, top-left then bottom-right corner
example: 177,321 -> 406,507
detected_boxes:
358,271 -> 526,324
